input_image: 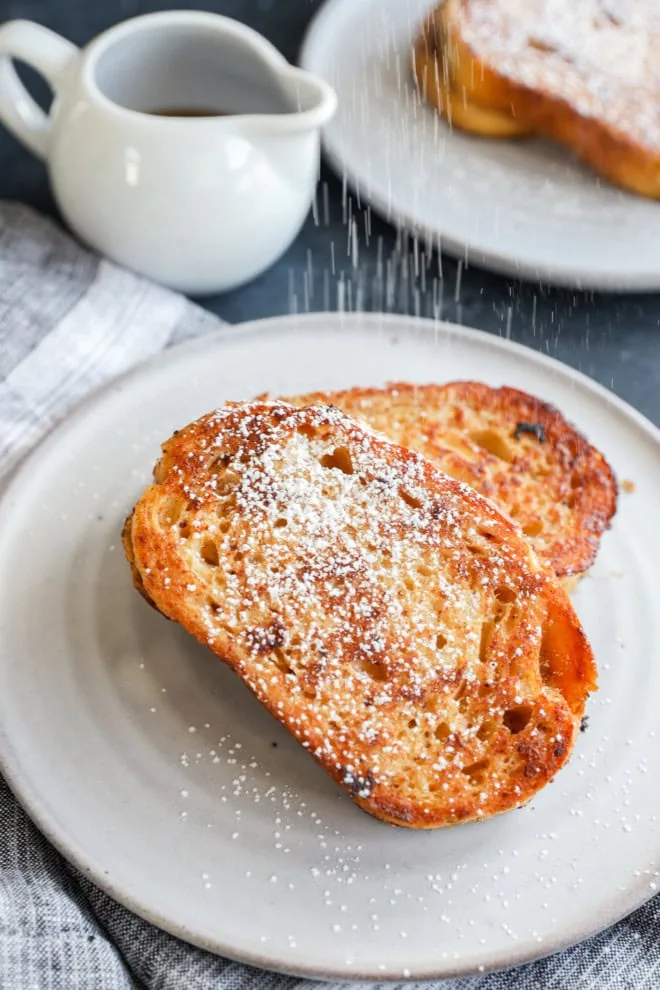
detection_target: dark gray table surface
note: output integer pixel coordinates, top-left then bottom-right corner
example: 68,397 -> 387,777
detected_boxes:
2,0 -> 659,424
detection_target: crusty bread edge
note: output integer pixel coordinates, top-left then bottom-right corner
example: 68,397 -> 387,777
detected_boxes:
436,0 -> 660,199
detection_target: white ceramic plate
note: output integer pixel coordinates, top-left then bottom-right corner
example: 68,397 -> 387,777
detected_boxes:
1,313 -> 659,982
300,0 -> 660,291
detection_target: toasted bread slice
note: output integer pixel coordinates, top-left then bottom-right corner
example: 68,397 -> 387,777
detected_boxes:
283,383 -> 618,590
412,9 -> 532,137
415,0 -> 660,199
124,400 -> 596,828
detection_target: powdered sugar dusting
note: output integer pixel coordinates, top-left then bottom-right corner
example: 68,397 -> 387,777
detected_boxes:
133,399 -> 586,827
458,0 -> 660,150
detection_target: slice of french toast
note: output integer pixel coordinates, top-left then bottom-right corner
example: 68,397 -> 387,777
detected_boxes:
414,0 -> 660,199
412,8 -> 533,137
283,383 -> 618,590
124,400 -> 596,828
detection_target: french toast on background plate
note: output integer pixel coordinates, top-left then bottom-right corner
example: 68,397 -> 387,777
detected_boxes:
413,7 -> 532,138
413,0 -> 660,199
284,382 -> 618,590
123,400 -> 596,828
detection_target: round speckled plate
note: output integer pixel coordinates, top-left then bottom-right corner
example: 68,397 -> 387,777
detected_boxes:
300,0 -> 660,291
0,313 -> 659,982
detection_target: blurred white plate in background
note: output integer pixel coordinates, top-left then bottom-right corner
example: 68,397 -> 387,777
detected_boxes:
301,0 -> 660,291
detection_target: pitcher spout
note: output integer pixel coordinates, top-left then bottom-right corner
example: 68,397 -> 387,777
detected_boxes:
275,66 -> 337,131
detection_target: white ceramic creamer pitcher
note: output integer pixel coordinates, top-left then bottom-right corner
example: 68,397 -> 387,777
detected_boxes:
0,12 -> 337,293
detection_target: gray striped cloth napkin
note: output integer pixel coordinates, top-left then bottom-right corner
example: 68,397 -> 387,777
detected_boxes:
0,200 -> 657,990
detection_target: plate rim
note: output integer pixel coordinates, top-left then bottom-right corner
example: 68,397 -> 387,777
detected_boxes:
0,311 -> 659,983
299,0 -> 660,293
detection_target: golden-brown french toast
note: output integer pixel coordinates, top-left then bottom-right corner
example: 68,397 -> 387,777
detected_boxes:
412,9 -> 533,138
124,400 -> 596,828
415,0 -> 660,199
284,383 -> 618,590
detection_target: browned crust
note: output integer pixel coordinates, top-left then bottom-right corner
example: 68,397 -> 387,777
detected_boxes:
416,1 -> 660,200
412,12 -> 533,137
282,381 -> 618,582
124,401 -> 597,829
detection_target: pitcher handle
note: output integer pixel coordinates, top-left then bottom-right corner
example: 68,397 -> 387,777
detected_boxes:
0,20 -> 78,160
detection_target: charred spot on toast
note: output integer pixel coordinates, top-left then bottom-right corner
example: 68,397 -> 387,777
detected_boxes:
514,422 -> 547,443
342,769 -> 375,799
246,619 -> 286,655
